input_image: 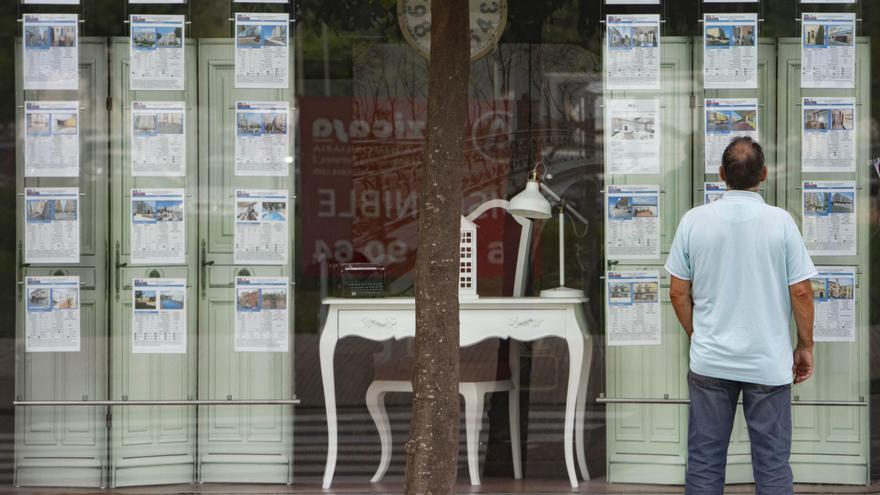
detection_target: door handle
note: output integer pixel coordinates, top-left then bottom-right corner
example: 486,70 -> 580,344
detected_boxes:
115,241 -> 127,301
201,239 -> 214,299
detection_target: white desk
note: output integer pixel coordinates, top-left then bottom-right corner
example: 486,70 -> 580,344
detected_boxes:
319,297 -> 593,488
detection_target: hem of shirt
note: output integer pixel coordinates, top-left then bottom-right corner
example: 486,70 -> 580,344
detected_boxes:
788,269 -> 819,286
690,363 -> 793,387
664,266 -> 690,281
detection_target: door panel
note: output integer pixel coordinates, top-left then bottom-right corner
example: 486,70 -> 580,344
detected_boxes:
14,39 -> 109,488
196,39 -> 293,484
108,37 -> 199,487
777,37 -> 870,485
605,37 -> 692,485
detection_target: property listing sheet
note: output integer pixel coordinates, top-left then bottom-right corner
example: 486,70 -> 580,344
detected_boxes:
606,185 -> 660,260
235,0 -> 287,2
605,14 -> 660,90
802,97 -> 855,173
132,278 -> 187,354
130,0 -> 185,3
235,101 -> 290,176
24,101 -> 79,177
234,277 -> 289,352
705,98 -> 758,173
703,14 -> 758,89
23,0 -> 79,3
802,181 -> 856,257
606,271 -> 661,346
130,188 -> 186,265
605,99 -> 660,175
131,101 -> 186,177
606,0 -> 658,3
234,189 -> 289,265
130,15 -> 185,91
802,0 -> 855,3
235,13 -> 289,89
26,276 -> 80,352
811,266 -> 856,342
23,14 -> 78,90
25,187 -> 79,264
704,182 -> 727,204
801,13 -> 855,89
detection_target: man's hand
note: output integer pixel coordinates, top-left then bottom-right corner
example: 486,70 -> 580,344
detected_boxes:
792,345 -> 813,384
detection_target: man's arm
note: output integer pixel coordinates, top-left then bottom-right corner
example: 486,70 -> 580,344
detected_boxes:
789,278 -> 814,384
669,275 -> 693,339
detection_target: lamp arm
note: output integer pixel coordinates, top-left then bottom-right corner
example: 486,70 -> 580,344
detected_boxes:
539,183 -> 590,228
465,199 -> 510,222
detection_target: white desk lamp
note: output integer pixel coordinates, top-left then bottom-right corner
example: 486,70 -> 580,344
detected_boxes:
509,161 -> 587,299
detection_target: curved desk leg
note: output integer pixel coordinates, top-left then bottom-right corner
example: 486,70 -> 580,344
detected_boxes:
320,313 -> 339,490
565,327 -> 584,489
576,335 -> 592,481
509,341 -> 523,480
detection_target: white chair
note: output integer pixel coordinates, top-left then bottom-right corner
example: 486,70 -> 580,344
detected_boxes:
367,199 -> 532,486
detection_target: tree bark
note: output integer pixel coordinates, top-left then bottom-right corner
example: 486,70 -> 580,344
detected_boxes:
403,1 -> 470,494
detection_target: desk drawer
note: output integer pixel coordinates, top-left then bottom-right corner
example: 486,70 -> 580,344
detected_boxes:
460,309 -> 566,343
337,310 -> 416,339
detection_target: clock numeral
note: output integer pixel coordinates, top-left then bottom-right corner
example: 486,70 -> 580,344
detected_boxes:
479,1 -> 500,14
411,21 -> 431,39
405,4 -> 427,17
477,18 -> 495,34
471,31 -> 482,45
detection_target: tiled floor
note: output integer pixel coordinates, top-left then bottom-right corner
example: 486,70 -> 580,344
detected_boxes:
3,478 -> 880,495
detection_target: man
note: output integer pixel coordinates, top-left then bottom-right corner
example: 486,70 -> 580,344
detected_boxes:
665,137 -> 816,495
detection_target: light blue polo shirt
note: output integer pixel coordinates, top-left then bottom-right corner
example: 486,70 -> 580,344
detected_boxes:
665,190 -> 817,386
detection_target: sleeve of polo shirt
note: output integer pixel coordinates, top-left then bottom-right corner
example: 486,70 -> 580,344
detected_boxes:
664,214 -> 691,281
784,214 -> 818,285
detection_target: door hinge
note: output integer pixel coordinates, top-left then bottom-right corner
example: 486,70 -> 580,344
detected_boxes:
106,96 -> 112,111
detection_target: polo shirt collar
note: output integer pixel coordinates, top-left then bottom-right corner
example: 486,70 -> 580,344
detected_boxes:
722,189 -> 764,203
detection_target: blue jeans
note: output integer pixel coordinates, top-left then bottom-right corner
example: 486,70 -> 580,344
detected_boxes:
686,370 -> 793,495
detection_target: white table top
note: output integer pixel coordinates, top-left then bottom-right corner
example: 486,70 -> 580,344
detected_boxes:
322,296 -> 589,307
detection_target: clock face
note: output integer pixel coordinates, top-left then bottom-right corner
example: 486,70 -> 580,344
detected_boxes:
398,0 -> 508,61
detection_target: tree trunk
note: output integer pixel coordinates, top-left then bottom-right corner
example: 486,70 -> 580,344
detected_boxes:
403,1 -> 470,494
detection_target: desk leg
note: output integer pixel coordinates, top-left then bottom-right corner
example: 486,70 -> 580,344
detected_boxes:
565,330 -> 584,489
576,335 -> 592,481
320,318 -> 339,490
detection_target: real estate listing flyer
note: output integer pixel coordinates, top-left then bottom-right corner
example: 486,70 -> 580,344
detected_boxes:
132,278 -> 187,354
801,13 -> 855,89
235,13 -> 289,89
25,187 -> 79,264
130,15 -> 185,91
234,189 -> 289,265
703,14 -> 758,89
26,276 -> 80,353
24,101 -> 79,177
811,266 -> 856,342
605,14 -> 661,90
130,188 -> 186,265
234,277 -> 289,352
704,182 -> 727,204
802,97 -> 856,172
131,101 -> 186,176
705,98 -> 758,173
23,14 -> 78,90
605,99 -> 660,175
606,271 -> 661,346
802,181 -> 857,257
235,101 -> 290,176
606,185 -> 661,260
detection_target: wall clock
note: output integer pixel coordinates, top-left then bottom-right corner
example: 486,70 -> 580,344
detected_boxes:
398,0 -> 508,61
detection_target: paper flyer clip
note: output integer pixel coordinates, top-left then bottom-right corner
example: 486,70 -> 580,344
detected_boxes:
873,158 -> 880,180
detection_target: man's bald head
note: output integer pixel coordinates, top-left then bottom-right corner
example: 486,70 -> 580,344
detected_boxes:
721,136 -> 766,190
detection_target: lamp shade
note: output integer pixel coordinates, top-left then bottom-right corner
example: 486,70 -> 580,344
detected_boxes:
508,180 -> 552,219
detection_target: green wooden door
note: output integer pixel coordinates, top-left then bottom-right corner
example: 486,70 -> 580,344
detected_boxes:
604,37 -> 693,485
195,39 -> 294,484
108,37 -> 200,487
777,37 -> 870,485
14,38 -> 109,488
